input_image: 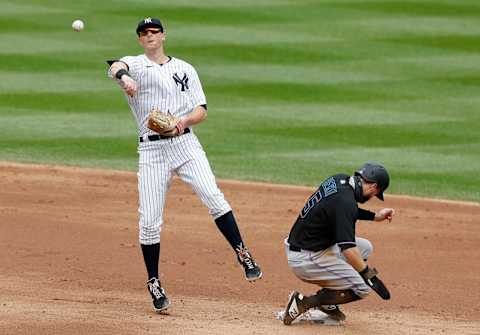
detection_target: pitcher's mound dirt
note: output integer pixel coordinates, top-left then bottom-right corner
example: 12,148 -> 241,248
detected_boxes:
1,163 -> 479,335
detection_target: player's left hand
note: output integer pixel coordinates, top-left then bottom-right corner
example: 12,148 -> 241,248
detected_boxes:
374,208 -> 395,223
359,266 -> 391,300
147,109 -> 180,136
175,118 -> 187,135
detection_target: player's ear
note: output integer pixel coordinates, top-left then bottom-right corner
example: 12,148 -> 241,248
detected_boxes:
162,31 -> 167,41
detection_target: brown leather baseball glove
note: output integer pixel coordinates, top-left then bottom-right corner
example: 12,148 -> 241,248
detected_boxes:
147,110 -> 180,137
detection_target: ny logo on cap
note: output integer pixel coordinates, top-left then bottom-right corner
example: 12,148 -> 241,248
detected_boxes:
173,73 -> 189,91
144,17 -> 152,24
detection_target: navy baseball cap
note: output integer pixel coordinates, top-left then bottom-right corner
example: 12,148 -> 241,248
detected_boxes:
355,162 -> 390,200
136,17 -> 164,35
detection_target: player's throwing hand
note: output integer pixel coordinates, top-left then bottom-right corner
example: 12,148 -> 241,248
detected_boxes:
120,75 -> 138,97
106,16 -> 262,314
374,208 -> 395,223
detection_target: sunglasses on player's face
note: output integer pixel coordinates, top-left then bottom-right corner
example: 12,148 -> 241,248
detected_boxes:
139,28 -> 162,37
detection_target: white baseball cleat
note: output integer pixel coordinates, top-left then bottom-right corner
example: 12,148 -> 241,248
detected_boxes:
276,309 -> 342,325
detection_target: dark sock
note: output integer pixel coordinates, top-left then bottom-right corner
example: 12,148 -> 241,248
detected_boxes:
141,243 -> 160,280
214,211 -> 244,251
303,289 -> 361,309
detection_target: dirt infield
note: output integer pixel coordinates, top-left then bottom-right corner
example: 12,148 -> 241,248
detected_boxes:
1,162 -> 479,335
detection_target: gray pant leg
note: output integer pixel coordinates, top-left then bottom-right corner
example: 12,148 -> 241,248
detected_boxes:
355,237 -> 373,260
285,239 -> 371,298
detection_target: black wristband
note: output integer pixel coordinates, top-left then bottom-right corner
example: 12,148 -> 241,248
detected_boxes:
358,208 -> 376,221
115,68 -> 130,80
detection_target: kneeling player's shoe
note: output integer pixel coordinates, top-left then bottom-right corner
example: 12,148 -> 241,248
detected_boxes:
147,277 -> 170,313
319,304 -> 346,321
236,244 -> 262,281
283,291 -> 307,326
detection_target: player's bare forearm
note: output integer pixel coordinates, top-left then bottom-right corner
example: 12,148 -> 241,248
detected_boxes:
342,246 -> 367,272
109,61 -> 128,77
181,105 -> 207,128
109,62 -> 137,97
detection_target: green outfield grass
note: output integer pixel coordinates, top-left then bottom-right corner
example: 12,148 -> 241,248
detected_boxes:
1,0 -> 479,201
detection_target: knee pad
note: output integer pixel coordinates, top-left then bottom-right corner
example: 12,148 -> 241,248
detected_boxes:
357,238 -> 373,260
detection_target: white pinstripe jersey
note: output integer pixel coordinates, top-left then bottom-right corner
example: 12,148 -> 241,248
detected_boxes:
115,55 -> 207,137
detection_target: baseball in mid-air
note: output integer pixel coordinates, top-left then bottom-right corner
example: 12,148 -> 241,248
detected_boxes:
72,19 -> 84,32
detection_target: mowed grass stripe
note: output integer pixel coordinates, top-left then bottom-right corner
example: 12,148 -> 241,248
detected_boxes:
168,36 -> 467,64
0,33 -> 113,54
0,111 -> 136,139
169,25 -> 339,46
0,92 -> 124,112
205,77 -> 479,105
1,137 -> 138,171
203,122 -> 478,148
342,17 -> 480,36
213,105 -> 459,125
0,72 -> 115,93
0,53 -> 108,72
381,35 -> 480,53
331,0 -> 480,17
0,2 -> 68,15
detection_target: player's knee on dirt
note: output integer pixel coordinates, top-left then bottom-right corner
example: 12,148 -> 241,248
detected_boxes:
303,289 -> 362,309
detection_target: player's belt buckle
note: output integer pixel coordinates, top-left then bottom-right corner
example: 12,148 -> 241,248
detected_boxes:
139,128 -> 190,142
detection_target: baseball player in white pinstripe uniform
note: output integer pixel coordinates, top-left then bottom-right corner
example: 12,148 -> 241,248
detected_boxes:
107,17 -> 262,313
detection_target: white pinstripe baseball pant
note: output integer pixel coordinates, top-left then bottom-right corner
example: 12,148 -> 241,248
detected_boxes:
137,132 -> 231,245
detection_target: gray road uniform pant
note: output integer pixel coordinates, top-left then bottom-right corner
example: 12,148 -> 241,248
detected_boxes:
284,238 -> 372,298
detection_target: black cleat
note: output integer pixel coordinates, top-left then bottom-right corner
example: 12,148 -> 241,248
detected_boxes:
147,277 -> 170,313
236,244 -> 262,281
318,304 -> 346,321
283,291 -> 307,326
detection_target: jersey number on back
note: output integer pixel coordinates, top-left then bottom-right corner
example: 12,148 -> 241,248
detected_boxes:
300,190 -> 322,218
300,177 -> 338,218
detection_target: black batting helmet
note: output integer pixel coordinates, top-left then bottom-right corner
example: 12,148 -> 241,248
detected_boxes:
355,162 -> 390,200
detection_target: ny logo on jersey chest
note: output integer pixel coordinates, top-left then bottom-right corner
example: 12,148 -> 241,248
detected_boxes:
173,72 -> 189,91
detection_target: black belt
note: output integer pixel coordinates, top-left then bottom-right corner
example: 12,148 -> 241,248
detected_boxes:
289,244 -> 302,252
139,128 -> 190,142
